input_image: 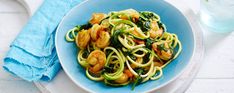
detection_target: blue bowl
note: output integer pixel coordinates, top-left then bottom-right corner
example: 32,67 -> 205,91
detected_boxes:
56,0 -> 194,93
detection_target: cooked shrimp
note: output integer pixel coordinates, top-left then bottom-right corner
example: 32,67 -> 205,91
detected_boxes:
159,50 -> 172,60
76,29 -> 90,49
115,68 -> 134,83
90,24 -> 102,41
87,50 -> 106,73
124,69 -> 133,78
90,24 -> 110,48
115,73 -> 129,84
130,27 -> 143,37
95,31 -> 110,48
154,61 -> 163,67
151,20 -> 159,31
119,9 -> 140,20
152,42 -> 160,52
149,29 -> 163,39
89,13 -> 107,25
133,39 -> 145,45
149,21 -> 163,38
152,42 -> 172,61
153,57 -> 163,67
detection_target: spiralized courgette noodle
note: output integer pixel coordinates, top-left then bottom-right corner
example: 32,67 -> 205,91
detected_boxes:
65,9 -> 182,90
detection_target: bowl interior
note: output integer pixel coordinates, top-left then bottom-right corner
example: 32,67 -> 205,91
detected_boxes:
56,0 -> 194,93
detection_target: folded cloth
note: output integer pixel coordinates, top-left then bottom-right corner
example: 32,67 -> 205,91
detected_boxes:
3,0 -> 83,81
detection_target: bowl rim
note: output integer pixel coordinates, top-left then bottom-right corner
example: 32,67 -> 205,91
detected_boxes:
55,0 -> 204,93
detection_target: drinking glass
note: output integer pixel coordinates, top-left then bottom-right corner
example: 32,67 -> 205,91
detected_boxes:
199,0 -> 234,33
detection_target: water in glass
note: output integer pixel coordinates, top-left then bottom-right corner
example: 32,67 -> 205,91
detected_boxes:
199,0 -> 234,33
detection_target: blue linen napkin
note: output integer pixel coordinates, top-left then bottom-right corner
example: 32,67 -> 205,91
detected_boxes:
3,0 -> 83,81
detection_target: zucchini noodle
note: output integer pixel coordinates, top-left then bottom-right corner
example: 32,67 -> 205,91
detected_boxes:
103,47 -> 125,80
86,69 -> 104,81
150,67 -> 163,80
65,27 -> 79,42
118,35 -> 145,49
65,9 -> 182,90
126,53 -> 153,67
77,50 -> 89,67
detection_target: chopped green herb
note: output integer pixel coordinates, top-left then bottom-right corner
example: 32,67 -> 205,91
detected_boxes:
132,69 -> 143,90
145,38 -> 153,49
82,49 -> 90,58
143,53 -> 150,64
110,29 -> 125,48
79,23 -> 92,30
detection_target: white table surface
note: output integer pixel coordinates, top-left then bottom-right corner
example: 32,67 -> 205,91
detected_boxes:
0,0 -> 234,93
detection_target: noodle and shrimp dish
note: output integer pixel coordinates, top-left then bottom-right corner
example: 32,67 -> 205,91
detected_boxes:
65,9 -> 182,89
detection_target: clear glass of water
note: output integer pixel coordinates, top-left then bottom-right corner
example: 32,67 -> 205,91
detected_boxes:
199,0 -> 234,33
